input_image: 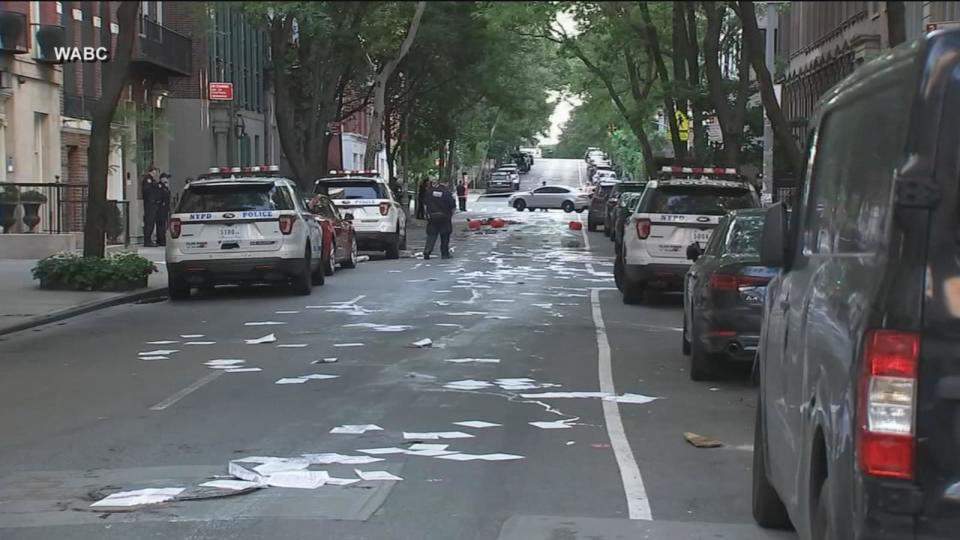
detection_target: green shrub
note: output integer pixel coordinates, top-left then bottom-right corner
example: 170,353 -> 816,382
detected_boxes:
32,252 -> 157,291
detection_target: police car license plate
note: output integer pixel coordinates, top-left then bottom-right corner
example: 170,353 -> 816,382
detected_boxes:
693,229 -> 713,244
219,226 -> 242,240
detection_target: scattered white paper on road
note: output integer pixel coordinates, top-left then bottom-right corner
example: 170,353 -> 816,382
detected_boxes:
444,312 -> 489,316
301,453 -> 384,465
435,323 -> 463,327
264,470 -> 328,489
245,321 -> 287,326
146,340 -> 179,345
139,356 -> 169,361
90,487 -> 184,508
235,456 -> 287,464
229,461 -> 264,483
301,374 -> 340,380
205,359 -> 245,367
453,421 -> 501,428
530,420 -> 574,430
254,459 -> 310,475
275,378 -> 308,385
433,290 -> 452,293
434,453 -> 483,461
343,323 -> 413,332
326,476 -> 361,486
312,357 -> 338,364
477,453 -> 525,461
602,393 -> 660,404
139,349 -> 179,356
358,447 -> 409,455
409,338 -> 433,348
484,315 -> 512,320
532,303 -> 553,309
490,299 -> 515,303
354,469 -> 403,481
185,341 -> 217,345
275,310 -> 301,314
520,392 -> 612,399
330,424 -> 383,434
277,344 -> 308,348
246,334 -> 276,345
444,379 -> 494,390
496,378 -> 536,384
405,449 -> 457,457
408,443 -> 449,451
444,358 -> 500,364
180,334 -> 205,339
334,343 -> 364,347
225,367 -> 262,373
403,431 -> 474,440
199,479 -> 262,490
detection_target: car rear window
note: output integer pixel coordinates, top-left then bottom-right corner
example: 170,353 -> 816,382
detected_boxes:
726,215 -> 764,255
316,181 -> 387,200
640,186 -> 757,215
597,185 -> 615,197
616,184 -> 646,194
178,184 -> 293,213
491,174 -> 510,180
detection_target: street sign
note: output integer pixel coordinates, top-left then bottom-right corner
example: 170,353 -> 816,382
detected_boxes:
675,110 -> 689,142
209,82 -> 234,101
926,21 -> 960,33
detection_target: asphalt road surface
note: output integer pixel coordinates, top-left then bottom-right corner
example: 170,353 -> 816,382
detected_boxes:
0,159 -> 797,540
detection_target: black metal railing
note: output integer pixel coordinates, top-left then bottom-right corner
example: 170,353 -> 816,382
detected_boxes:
31,23 -> 66,63
63,93 -> 99,120
133,18 -> 192,76
0,183 -> 130,246
0,10 -> 28,53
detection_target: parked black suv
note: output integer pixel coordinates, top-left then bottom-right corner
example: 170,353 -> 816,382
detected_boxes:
753,30 -> 960,540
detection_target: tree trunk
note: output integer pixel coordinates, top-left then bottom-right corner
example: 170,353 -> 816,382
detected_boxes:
737,1 -> 803,175
364,1 -> 426,169
672,2 -> 689,128
887,1 -> 906,47
384,100 -> 394,180
638,2 -> 685,161
83,1 -> 139,258
703,1 -> 740,166
685,3 -> 707,160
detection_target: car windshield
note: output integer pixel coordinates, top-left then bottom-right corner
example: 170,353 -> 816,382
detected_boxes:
642,186 -> 756,215
491,174 -> 510,181
316,181 -> 387,200
726,215 -> 765,255
616,184 -> 645,194
177,183 -> 292,212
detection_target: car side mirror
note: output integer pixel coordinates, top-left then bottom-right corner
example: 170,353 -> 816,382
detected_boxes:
343,212 -> 354,221
686,243 -> 701,262
760,202 -> 789,268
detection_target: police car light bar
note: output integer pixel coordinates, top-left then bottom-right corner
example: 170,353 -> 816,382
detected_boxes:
327,170 -> 380,176
207,165 -> 281,174
661,166 -> 738,175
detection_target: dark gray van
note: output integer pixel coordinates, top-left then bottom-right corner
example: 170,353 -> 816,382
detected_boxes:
753,30 -> 960,539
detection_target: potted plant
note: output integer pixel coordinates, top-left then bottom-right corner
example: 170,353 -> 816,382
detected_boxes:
20,190 -> 47,232
0,184 -> 18,233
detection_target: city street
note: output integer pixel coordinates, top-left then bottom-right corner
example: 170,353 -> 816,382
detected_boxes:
0,159 -> 793,540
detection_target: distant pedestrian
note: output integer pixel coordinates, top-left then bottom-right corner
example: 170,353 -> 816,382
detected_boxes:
141,167 -> 160,247
155,173 -> 172,246
416,177 -> 429,220
423,177 -> 456,260
456,175 -> 468,212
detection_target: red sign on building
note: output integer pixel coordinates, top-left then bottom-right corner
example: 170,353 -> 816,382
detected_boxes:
209,82 -> 234,101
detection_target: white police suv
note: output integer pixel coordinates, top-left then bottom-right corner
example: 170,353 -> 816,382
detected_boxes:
313,171 -> 407,259
616,166 -> 760,304
165,166 -> 324,299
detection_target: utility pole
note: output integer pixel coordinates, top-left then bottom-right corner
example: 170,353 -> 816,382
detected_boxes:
762,2 -> 779,205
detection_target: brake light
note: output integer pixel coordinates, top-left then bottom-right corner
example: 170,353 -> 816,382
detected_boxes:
278,215 -> 295,235
635,218 -> 651,239
707,273 -> 770,290
168,218 -> 181,239
379,202 -> 390,216
858,329 -> 918,479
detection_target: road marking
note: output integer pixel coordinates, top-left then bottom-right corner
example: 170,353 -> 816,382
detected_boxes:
341,295 -> 366,305
590,288 -> 652,520
150,371 -> 223,411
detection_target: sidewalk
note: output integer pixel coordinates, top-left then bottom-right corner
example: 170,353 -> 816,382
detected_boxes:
0,247 -> 168,336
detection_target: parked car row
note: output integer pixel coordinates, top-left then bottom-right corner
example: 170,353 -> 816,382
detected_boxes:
165,168 -> 405,299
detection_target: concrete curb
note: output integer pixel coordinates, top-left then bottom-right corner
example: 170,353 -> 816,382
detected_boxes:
0,286 -> 168,337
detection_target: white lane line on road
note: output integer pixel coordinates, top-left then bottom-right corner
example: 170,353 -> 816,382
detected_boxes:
343,295 -> 366,305
149,371 -> 223,411
590,288 -> 653,520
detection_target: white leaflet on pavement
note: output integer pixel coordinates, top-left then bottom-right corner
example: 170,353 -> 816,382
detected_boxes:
403,431 -> 474,440
408,443 -> 449,451
343,323 -> 412,332
334,343 -> 364,347
325,477 -> 361,486
180,334 -> 205,338
146,340 -> 179,345
234,456 -> 284,464
433,290 -> 452,293
300,374 -> 340,380
245,334 -> 276,345
532,303 -> 553,308
311,357 -> 338,364
452,421 -> 501,428
264,470 -> 328,489
253,459 -> 310,475
519,392 -> 612,399
435,323 -> 463,327
357,447 -> 408,455
409,338 -> 433,348
405,449 -> 457,457
184,341 -> 216,345
277,344 -> 308,348
199,479 -> 263,490
490,299 -> 515,303
275,378 -> 308,384
499,384 -> 539,391
602,393 -> 660,404
495,378 -> 536,384
205,359 -> 245,367
139,356 -> 169,361
444,312 -> 489,316
434,453 -> 483,461
90,487 -> 184,507
229,461 -> 264,483
330,424 -> 383,434
354,469 -> 402,481
444,358 -> 500,364
355,255 -> 370,263
245,321 -> 287,326
301,453 -> 385,465
275,310 -> 301,314
139,349 -> 179,356
476,453 -> 525,461
484,315 -> 512,320
530,420 -> 574,429
225,368 -> 262,373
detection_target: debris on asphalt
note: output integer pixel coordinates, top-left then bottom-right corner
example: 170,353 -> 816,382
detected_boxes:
329,424 -> 383,434
566,441 -> 576,446
355,469 -> 402,481
443,311 -> 489,316
146,340 -> 179,345
139,349 -> 179,356
311,357 -> 338,364
199,479 -> 263,491
229,461 -> 263,483
443,379 -> 494,390
357,447 -> 408,455
180,334 -> 205,339
444,358 -> 500,364
530,420 -> 574,430
90,487 -> 185,508
205,359 -> 246,369
275,378 -> 308,385
683,432 -> 724,448
275,310 -> 301,314
301,453 -> 384,465
334,342 -> 365,347
277,344 -> 308,348
245,334 -> 276,345
484,315 -> 512,320
264,470 -> 328,489
568,221 -> 583,230
435,453 -> 524,461
139,356 -> 169,361
405,448 -> 457,457
244,321 -> 287,326
225,367 -> 262,373
490,299 -> 515,303
602,393 -> 661,405
408,443 -> 449,451
452,421 -> 501,428
355,255 -> 370,263
253,459 -> 310,475
402,431 -> 474,440
343,323 -> 413,332
409,338 -> 433,348
301,374 -> 339,380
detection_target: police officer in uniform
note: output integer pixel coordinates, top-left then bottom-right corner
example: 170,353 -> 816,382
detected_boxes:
155,173 -> 172,246
423,177 -> 456,260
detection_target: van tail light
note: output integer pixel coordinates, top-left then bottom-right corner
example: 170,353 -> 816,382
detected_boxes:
278,215 -> 295,235
857,329 -> 918,480
379,202 -> 390,216
168,218 -> 182,239
635,218 -> 651,239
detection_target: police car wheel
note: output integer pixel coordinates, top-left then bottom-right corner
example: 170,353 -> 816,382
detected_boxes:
168,272 -> 190,301
295,247 -> 316,294
323,241 -> 336,277
385,233 -> 401,260
342,237 -> 358,269
622,275 -> 645,305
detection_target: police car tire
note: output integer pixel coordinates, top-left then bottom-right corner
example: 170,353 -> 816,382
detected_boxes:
296,248 -> 315,294
385,234 -> 401,260
168,272 -> 190,301
342,237 -> 358,269
622,276 -> 645,305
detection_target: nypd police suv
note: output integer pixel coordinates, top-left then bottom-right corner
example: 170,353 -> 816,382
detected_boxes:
313,171 -> 407,259
165,166 -> 325,299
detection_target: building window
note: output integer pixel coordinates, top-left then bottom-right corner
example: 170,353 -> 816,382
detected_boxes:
34,113 -> 48,182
